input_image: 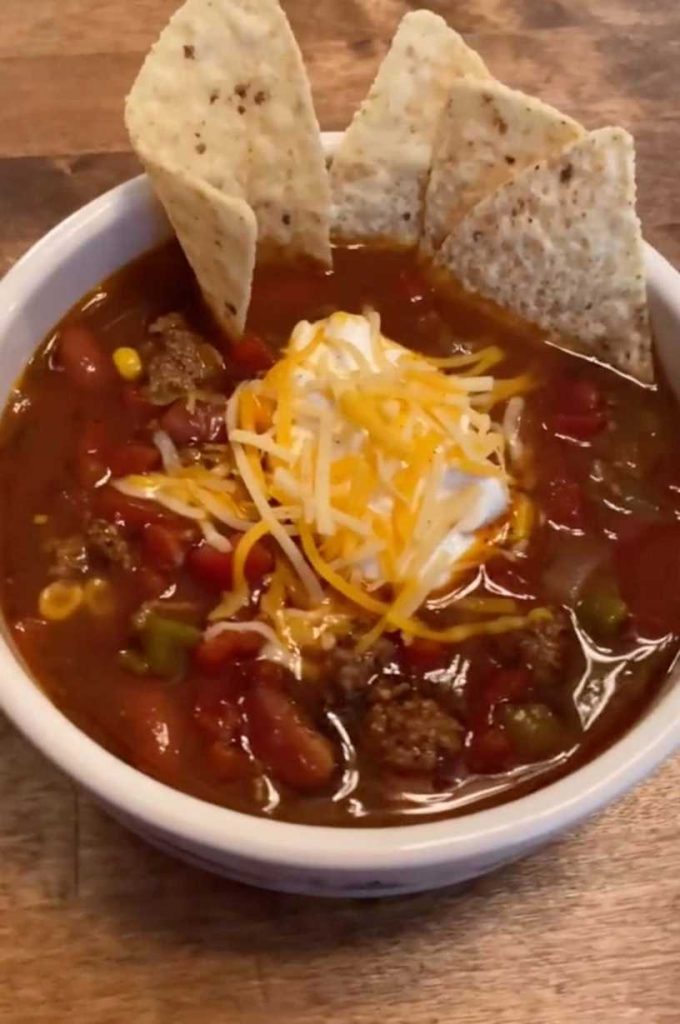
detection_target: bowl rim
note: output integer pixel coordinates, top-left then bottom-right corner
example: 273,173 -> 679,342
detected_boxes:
0,140 -> 678,875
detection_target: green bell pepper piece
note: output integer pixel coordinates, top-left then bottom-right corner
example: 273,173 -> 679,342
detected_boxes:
138,613 -> 201,680
578,578 -> 628,639
499,703 -> 565,762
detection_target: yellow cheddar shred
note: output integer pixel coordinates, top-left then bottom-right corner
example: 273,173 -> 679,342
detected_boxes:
112,311 -> 542,659
232,520 -> 271,594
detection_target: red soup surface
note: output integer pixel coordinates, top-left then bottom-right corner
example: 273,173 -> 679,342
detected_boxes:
0,241 -> 678,826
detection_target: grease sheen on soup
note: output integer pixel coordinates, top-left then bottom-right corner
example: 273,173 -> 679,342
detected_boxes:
0,242 -> 678,826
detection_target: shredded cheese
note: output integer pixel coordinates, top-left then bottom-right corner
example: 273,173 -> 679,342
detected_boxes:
227,384 -> 324,604
204,619 -> 280,646
232,520 -> 271,593
153,430 -> 181,472
111,311 -> 542,658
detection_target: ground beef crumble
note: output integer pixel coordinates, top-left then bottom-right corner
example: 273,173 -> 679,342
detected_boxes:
86,519 -> 134,570
325,636 -> 397,702
363,677 -> 463,774
46,535 -> 89,577
519,611 -> 570,685
489,609 -> 570,686
145,313 -> 221,405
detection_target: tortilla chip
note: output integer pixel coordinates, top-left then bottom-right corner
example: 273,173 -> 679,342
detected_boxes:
144,154 -> 257,336
330,11 -> 489,246
434,128 -> 653,384
421,79 -> 584,255
125,0 -> 330,267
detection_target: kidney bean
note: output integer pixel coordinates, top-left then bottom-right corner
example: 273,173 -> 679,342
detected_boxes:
59,324 -> 116,392
160,400 -> 226,444
207,743 -> 256,781
193,675 -> 245,742
244,663 -> 336,792
118,681 -> 190,783
142,523 -> 192,571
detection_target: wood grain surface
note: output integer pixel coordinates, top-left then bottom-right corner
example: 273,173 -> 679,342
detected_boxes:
1,2 -> 678,1022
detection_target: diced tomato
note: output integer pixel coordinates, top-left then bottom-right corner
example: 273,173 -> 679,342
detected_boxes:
194,629 -> 264,675
465,727 -> 514,775
93,485 -> 172,532
207,743 -> 256,781
245,663 -> 336,791
401,637 -> 446,671
193,675 -> 245,741
229,334 -> 275,375
187,544 -> 234,590
616,522 -> 680,638
160,400 -> 226,444
118,682 -> 190,783
109,443 -> 161,476
58,324 -> 116,392
142,523 -> 191,571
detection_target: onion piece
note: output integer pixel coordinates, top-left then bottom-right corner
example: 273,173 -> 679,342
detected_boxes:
502,396 -> 525,466
542,535 -> 609,607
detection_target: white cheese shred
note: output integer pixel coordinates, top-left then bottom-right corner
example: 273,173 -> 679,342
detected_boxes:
111,313 -> 539,646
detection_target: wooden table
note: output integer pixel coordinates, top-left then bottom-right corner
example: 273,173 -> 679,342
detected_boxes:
1,2 -> 678,1021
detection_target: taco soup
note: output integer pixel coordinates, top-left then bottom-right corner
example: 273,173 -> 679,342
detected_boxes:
1,241 -> 677,826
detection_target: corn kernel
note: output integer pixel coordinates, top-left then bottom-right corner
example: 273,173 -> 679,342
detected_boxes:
112,346 -> 142,382
83,577 -> 115,616
39,581 -> 83,621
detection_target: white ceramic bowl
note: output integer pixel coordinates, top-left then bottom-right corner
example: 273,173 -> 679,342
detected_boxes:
0,134 -> 679,897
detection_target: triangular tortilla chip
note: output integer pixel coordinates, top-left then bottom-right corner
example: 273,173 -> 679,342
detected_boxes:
434,127 -> 653,383
330,10 -> 489,246
421,79 -> 584,254
126,0 -> 330,268
144,154 -> 257,337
